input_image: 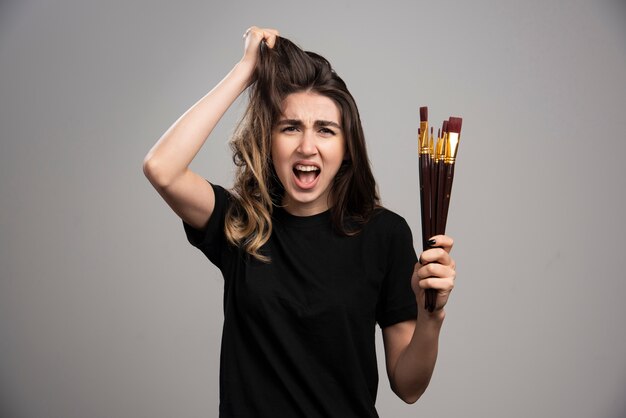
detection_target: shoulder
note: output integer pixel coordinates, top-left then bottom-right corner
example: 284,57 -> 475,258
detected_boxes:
200,183 -> 238,226
352,206 -> 414,246
211,183 -> 233,201
210,183 -> 238,211
363,207 -> 417,270
368,206 -> 412,233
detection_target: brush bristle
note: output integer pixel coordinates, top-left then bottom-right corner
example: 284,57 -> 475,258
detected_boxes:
420,106 -> 428,122
448,117 -> 463,134
442,120 -> 449,133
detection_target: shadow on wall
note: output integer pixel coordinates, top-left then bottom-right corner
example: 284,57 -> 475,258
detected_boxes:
610,0 -> 626,30
0,0 -> 22,40
612,0 -> 626,13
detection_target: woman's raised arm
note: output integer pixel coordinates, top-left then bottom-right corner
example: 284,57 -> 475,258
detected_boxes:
142,27 -> 278,230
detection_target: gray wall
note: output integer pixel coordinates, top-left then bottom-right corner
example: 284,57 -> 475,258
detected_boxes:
1,0 -> 625,417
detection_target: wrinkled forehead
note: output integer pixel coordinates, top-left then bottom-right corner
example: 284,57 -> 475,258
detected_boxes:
277,91 -> 341,126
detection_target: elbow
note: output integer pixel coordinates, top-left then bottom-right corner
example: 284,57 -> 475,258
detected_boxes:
401,393 -> 420,405
142,157 -> 161,185
142,156 -> 154,178
399,391 -> 424,405
390,363 -> 433,405
394,385 -> 426,405
142,157 -> 174,187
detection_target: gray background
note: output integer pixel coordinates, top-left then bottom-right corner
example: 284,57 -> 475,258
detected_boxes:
1,0 -> 625,417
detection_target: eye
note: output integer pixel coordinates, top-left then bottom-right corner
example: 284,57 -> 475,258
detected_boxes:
319,128 -> 336,136
281,126 -> 299,133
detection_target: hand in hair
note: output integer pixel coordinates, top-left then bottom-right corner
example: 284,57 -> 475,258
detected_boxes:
241,26 -> 279,68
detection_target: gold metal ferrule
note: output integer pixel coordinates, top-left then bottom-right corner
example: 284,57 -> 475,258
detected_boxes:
444,132 -> 460,164
428,132 -> 434,158
418,121 -> 429,154
435,132 -> 446,163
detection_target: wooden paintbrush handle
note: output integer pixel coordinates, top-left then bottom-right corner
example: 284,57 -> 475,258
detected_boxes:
425,163 -> 456,312
435,161 -> 446,235
439,164 -> 456,233
419,155 -> 432,243
419,154 -> 438,312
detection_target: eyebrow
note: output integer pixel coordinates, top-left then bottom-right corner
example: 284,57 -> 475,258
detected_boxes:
276,119 -> 342,130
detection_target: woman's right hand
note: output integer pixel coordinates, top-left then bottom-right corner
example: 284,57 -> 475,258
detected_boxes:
240,26 -> 279,69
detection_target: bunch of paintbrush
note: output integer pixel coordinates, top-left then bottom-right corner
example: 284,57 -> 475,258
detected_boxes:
418,106 -> 462,312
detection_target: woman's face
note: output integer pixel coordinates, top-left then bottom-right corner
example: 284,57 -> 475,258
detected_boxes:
271,91 -> 346,216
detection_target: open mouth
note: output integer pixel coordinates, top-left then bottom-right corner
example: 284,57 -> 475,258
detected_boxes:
292,164 -> 320,187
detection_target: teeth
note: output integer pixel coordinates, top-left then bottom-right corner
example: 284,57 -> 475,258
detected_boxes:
295,164 -> 320,172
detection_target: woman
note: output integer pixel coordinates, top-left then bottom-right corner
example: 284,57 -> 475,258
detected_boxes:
143,27 -> 456,418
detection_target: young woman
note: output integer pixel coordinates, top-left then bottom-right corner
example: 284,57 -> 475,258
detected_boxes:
143,27 -> 456,418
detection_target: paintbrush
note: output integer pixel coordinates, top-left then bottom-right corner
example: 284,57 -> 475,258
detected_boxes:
434,120 -> 448,236
417,109 -> 463,312
417,106 -> 439,312
438,116 -> 462,235
418,106 -> 432,242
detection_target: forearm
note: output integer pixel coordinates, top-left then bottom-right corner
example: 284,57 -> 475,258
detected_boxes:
143,60 -> 254,185
393,308 -> 445,404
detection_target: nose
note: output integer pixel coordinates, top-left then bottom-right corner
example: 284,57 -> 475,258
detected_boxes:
296,128 -> 318,156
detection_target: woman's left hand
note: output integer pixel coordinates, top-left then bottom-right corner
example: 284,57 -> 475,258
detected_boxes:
411,235 -> 456,314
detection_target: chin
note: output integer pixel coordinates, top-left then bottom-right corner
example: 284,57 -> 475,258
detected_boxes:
283,183 -> 332,212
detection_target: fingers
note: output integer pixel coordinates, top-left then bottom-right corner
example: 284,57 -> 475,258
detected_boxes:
417,275 -> 455,291
412,235 -> 456,307
243,26 -> 280,48
418,247 -> 452,267
413,261 -> 456,290
427,234 -> 453,253
415,261 -> 454,280
264,28 -> 280,48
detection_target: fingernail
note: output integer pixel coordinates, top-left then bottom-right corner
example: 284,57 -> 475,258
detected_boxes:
427,238 -> 436,246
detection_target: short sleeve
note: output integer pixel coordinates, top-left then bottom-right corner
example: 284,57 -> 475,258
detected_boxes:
376,217 -> 418,328
182,181 -> 231,269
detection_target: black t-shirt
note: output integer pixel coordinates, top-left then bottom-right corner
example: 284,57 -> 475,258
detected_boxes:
182,182 -> 418,417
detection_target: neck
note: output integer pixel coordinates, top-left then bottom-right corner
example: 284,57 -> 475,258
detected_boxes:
281,196 -> 331,217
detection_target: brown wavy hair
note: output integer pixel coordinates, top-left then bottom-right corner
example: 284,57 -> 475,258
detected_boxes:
225,36 -> 380,262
